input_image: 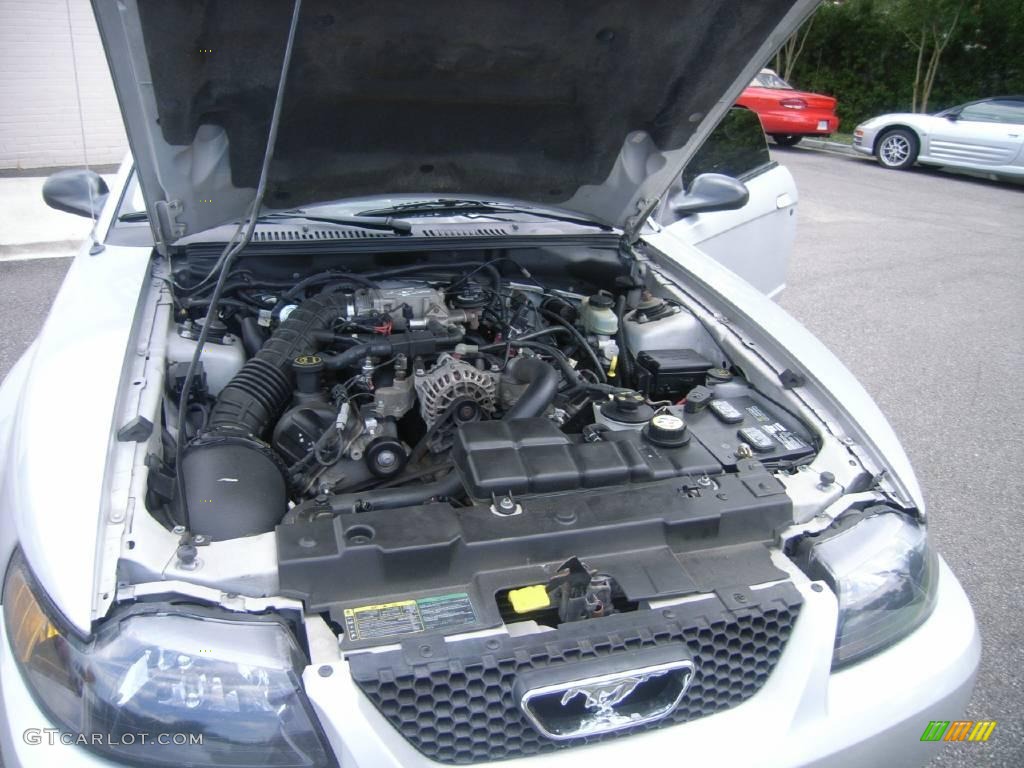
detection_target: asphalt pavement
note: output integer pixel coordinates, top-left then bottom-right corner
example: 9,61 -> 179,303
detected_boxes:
0,149 -> 1022,765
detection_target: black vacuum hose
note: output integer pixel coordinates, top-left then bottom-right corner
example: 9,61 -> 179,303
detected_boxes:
320,341 -> 393,371
239,316 -> 268,357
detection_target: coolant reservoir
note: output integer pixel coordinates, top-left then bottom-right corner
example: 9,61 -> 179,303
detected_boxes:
167,319 -> 245,395
579,292 -> 618,336
623,294 -> 723,365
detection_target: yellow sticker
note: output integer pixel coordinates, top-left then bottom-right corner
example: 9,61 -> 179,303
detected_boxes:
344,599 -> 416,615
343,594 -> 476,641
508,585 -> 551,614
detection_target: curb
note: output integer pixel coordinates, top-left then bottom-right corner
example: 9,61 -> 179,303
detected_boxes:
0,241 -> 80,263
0,163 -> 120,179
797,138 -> 861,158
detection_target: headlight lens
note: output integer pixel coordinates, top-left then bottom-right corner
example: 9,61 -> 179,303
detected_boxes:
795,508 -> 938,668
3,551 -> 335,767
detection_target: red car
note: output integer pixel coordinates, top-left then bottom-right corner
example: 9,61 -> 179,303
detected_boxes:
737,68 -> 839,146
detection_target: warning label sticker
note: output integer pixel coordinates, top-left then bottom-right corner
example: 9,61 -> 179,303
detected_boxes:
761,422 -> 807,451
343,593 -> 477,642
745,405 -> 770,423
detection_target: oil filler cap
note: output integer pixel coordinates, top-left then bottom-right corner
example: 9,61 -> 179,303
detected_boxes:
644,412 -> 690,447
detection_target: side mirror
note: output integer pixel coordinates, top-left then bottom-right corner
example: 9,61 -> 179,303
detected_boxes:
669,173 -> 749,217
42,169 -> 109,218
945,110 -> 961,122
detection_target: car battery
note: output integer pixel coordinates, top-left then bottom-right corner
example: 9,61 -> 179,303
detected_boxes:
684,388 -> 815,468
635,348 -> 713,402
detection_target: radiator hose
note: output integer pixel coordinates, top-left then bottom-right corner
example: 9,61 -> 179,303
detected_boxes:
286,355 -> 559,519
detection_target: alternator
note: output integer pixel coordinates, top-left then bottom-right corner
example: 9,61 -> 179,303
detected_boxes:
414,355 -> 498,428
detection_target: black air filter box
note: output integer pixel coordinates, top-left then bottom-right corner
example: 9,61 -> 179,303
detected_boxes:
181,437 -> 286,539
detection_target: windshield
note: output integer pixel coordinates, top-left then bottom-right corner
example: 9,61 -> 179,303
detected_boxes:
752,71 -> 793,89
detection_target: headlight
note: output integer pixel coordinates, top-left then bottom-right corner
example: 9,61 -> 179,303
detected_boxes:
794,507 -> 938,668
3,550 -> 335,767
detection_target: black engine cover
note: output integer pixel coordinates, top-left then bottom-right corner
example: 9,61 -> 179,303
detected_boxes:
452,418 -> 720,499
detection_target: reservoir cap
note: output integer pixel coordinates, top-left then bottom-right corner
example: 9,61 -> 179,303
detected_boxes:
644,412 -> 690,447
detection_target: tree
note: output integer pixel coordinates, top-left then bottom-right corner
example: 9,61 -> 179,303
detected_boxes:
774,11 -> 818,80
891,0 -> 970,112
785,0 -> 1023,127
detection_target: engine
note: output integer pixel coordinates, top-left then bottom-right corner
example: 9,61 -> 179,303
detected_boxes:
156,261 -> 814,541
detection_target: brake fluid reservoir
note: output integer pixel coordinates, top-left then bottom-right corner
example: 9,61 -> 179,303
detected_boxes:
579,292 -> 618,336
167,320 -> 245,395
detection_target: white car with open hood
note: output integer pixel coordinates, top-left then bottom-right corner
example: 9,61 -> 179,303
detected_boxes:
0,2 -> 977,767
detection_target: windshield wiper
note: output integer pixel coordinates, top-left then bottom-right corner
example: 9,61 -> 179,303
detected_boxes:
357,199 -> 613,230
259,212 -> 412,234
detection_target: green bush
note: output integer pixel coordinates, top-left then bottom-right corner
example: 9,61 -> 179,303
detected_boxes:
784,0 -> 1024,129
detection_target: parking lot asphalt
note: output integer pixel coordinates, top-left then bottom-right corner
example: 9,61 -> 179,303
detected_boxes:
0,149 -> 1022,765
0,256 -> 72,377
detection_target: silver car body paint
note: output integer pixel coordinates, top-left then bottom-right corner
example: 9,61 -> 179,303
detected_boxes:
854,109 -> 1024,177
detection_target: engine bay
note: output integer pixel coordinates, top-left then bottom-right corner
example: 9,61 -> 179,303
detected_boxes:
137,242 -> 832,641
154,248 -> 813,529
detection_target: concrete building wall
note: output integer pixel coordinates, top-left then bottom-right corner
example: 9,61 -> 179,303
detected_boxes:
0,0 -> 128,170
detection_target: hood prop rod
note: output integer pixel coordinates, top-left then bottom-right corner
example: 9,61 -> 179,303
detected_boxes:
174,0 -> 304,533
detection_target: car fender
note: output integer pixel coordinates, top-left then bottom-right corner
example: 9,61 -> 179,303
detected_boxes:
869,118 -> 927,154
640,228 -> 924,514
0,240 -> 152,634
0,341 -> 39,576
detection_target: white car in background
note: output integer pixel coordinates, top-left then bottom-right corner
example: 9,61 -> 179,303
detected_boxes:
853,96 -> 1024,178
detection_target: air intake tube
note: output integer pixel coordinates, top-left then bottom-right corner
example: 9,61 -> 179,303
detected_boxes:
287,355 -> 559,520
208,292 -> 350,435
181,292 -> 351,540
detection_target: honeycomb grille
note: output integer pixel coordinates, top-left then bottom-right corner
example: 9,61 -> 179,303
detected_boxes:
350,587 -> 801,764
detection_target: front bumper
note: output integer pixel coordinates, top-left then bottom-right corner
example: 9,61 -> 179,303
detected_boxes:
852,127 -> 877,156
1,556 -> 979,768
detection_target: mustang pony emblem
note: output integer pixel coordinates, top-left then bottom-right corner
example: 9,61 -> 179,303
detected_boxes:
560,676 -> 645,716
518,657 -> 695,740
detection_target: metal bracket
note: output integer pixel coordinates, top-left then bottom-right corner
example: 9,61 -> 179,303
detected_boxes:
154,198 -> 186,246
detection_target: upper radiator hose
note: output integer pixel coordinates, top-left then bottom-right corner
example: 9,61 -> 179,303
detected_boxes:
209,291 -> 350,437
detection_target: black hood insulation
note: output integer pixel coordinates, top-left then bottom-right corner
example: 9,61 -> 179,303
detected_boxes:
136,0 -> 796,209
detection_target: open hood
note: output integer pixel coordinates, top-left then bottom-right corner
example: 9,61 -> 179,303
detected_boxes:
92,0 -> 816,250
